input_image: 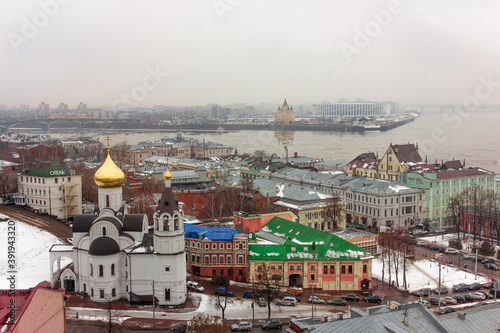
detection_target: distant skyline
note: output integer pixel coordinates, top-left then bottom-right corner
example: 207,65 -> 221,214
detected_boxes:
1,1 -> 500,107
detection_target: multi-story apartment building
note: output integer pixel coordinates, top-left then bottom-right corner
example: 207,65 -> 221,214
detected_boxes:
270,167 -> 425,230
402,166 -> 496,226
249,217 -> 373,291
175,140 -> 230,159
16,164 -> 82,220
184,224 -> 248,282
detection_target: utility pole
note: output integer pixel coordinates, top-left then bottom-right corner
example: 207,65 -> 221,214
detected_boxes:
252,274 -> 255,325
474,248 -> 478,280
438,254 -> 442,313
311,278 -> 314,322
496,267 -> 498,301
152,281 -> 155,329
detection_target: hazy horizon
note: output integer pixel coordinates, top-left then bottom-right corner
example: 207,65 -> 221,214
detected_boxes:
1,1 -> 500,107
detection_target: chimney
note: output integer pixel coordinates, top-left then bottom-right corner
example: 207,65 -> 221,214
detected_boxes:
294,152 -> 298,158
458,311 -> 466,320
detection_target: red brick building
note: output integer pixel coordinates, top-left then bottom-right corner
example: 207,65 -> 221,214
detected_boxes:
0,160 -> 20,196
184,224 -> 248,282
233,211 -> 297,233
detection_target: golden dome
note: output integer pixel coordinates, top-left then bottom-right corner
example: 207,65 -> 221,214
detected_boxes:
94,151 -> 125,188
164,168 -> 172,181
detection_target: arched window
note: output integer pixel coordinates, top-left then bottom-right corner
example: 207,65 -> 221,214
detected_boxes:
90,264 -> 93,276
102,227 -> 106,236
164,220 -> 169,231
111,264 -> 115,276
174,219 -> 179,230
99,265 -> 104,277
106,195 -> 110,207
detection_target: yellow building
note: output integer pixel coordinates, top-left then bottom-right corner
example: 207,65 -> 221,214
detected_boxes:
378,143 -> 422,181
274,99 -> 295,123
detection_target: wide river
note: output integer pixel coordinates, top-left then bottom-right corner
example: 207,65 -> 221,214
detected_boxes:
52,112 -> 500,173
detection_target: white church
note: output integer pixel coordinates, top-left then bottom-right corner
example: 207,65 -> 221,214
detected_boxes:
49,149 -> 187,305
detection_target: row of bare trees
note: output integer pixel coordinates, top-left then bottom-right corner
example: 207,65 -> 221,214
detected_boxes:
447,184 -> 500,245
378,229 -> 412,290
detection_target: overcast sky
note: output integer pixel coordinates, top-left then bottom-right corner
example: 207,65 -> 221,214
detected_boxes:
1,0 -> 500,108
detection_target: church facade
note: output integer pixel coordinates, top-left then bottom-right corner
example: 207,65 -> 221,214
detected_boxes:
49,150 -> 187,305
274,99 -> 295,123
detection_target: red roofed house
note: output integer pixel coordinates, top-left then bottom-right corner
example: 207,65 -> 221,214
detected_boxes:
0,281 -> 67,333
378,143 -> 422,181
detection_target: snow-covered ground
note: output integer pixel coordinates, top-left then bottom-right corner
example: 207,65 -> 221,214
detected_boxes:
0,214 -> 66,289
372,258 -> 489,292
419,234 -> 470,250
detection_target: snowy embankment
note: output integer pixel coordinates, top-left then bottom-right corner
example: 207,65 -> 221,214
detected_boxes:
372,258 -> 489,292
0,214 -> 66,288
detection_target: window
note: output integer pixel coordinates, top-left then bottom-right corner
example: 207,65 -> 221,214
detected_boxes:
239,244 -> 243,250
238,256 -> 243,264
112,288 -> 116,297
191,254 -> 195,262
165,289 -> 171,301
363,264 -> 367,274
106,195 -> 110,207
348,265 -> 353,274
278,265 -> 282,270
310,265 -> 316,271
91,288 -> 94,297
341,265 -> 346,274
311,273 -> 315,281
212,244 -> 216,249
220,243 -> 224,249
83,284 -> 86,292
102,227 -> 106,236
303,247 -> 309,252
330,265 -> 335,274
205,244 -> 209,249
100,290 -> 104,298
197,255 -> 200,263
55,178 -> 58,184
90,264 -> 93,276
291,247 -> 296,252
192,204 -> 196,209
270,265 -> 276,270
290,265 -> 295,271
126,285 -> 128,292
239,269 -> 243,277
227,255 -> 231,263
297,265 -> 302,270
99,265 -> 103,277
111,264 -> 115,275
227,244 -> 231,249
165,266 -> 170,272
323,265 -> 328,274
205,256 -> 209,264
219,256 -> 224,264
212,255 -> 217,263
220,269 -> 224,276
257,265 -> 262,270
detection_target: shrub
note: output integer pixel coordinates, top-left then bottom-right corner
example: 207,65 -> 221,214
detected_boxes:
448,238 -> 463,250
478,239 -> 495,256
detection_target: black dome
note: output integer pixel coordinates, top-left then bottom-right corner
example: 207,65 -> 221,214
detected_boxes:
89,237 -> 120,256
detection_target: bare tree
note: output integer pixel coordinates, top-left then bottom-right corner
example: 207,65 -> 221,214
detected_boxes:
211,278 -> 232,320
321,196 -> 343,231
110,141 -> 131,168
255,263 -> 284,319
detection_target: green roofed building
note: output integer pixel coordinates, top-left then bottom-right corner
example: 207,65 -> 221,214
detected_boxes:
249,217 -> 374,291
16,164 -> 82,220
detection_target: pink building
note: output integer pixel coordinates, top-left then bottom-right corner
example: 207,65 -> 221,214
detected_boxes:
0,281 -> 67,333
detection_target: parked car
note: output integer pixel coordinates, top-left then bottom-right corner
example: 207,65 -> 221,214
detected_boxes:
491,289 -> 500,298
424,243 -> 432,248
186,281 -> 204,292
467,283 -> 482,291
275,296 -> 297,306
307,296 -> 325,304
439,247 -> 447,253
483,281 -> 494,289
432,287 -> 448,295
461,294 -> 475,302
328,298 -> 347,306
463,254 -> 476,260
418,300 -> 431,308
445,248 -> 459,255
214,287 -> 233,297
243,290 -> 260,299
417,241 -> 427,247
346,222 -> 355,228
451,295 -> 466,303
481,258 -> 495,264
452,284 -> 468,292
256,297 -> 267,307
341,294 -> 360,301
428,297 -> 446,306
484,263 -> 498,270
261,320 -> 283,330
476,290 -> 494,299
430,244 -> 441,251
231,321 -> 252,331
284,293 -> 301,302
477,273 -> 487,278
470,292 -> 486,300
446,264 -> 457,269
413,288 -> 431,297
211,276 -> 229,286
462,268 -> 472,273
2,199 -> 15,206
438,307 -> 456,315
355,223 -> 368,230
363,294 -> 383,303
171,323 -> 187,333
441,297 -> 457,305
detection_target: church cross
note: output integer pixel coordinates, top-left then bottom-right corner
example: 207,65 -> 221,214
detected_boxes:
105,136 -> 111,149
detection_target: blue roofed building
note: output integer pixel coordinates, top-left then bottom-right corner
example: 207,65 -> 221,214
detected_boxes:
184,224 -> 249,282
